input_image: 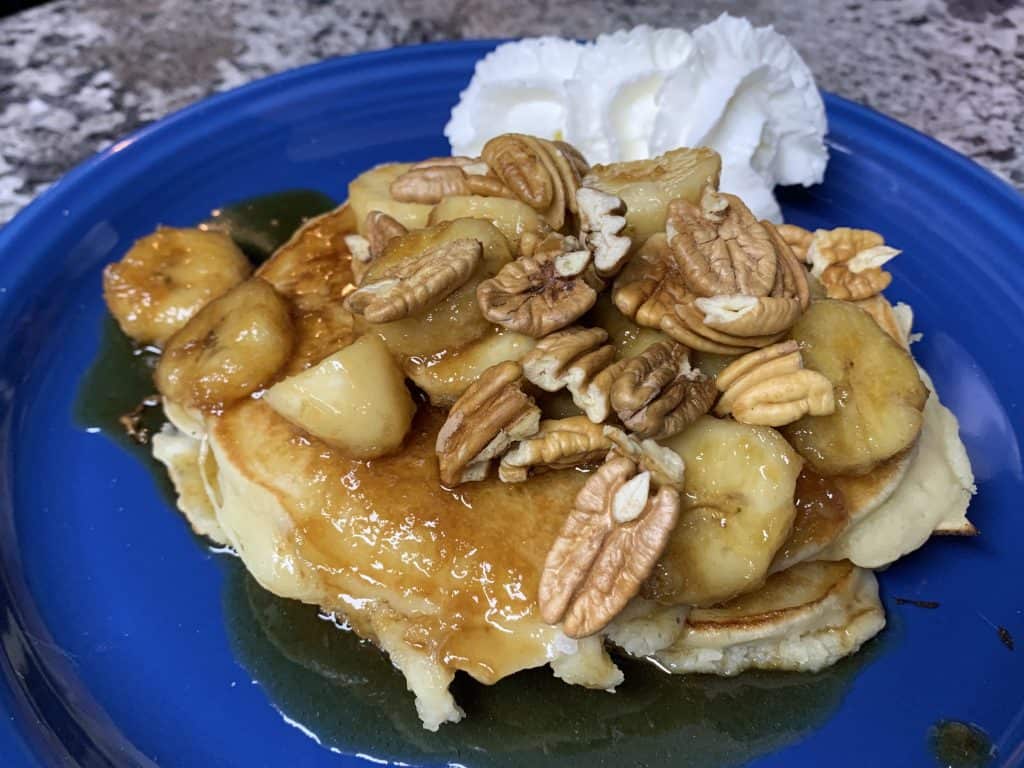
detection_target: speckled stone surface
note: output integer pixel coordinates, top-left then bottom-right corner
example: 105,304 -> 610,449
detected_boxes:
1,0 -> 1021,225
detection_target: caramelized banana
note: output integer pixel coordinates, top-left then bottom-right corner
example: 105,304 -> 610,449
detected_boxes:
783,300 -> 928,476
648,416 -> 802,606
348,163 -> 433,235
583,147 -> 722,244
103,227 -> 251,345
155,279 -> 294,412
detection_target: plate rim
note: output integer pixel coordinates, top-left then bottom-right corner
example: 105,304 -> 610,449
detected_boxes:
0,38 -> 1022,768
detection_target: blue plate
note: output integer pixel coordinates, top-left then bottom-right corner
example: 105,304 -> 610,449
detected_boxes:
0,40 -> 1022,768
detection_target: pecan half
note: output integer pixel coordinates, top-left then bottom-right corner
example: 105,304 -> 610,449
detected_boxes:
477,234 -> 597,337
435,361 -> 541,486
613,202 -> 809,354
345,211 -> 408,284
521,326 -> 615,392
820,263 -> 893,301
854,295 -> 910,349
715,340 -> 835,426
539,455 -> 680,638
365,210 -> 407,259
576,187 -> 631,277
572,358 -> 630,423
498,416 -> 611,483
481,134 -> 585,230
609,341 -> 717,439
695,294 -> 803,337
776,223 -> 813,263
807,227 -> 900,301
666,186 -> 777,297
344,238 -> 482,323
343,233 -> 373,284
602,425 -> 685,490
390,158 -> 511,204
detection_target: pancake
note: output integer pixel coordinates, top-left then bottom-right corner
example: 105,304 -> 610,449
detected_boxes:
152,424 -> 226,545
833,447 -> 916,524
652,560 -> 885,675
820,369 -> 975,568
605,598 -> 690,658
204,398 -> 630,730
765,439 -> 915,575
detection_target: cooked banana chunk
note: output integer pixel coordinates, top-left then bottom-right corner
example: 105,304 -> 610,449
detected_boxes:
583,146 -> 721,244
782,300 -> 928,476
428,195 -> 547,252
255,205 -> 358,373
652,561 -> 885,675
348,162 -> 433,235
263,334 -> 415,458
647,416 -> 802,606
361,218 -> 514,358
103,227 -> 251,345
155,279 -> 294,413
404,329 -> 536,407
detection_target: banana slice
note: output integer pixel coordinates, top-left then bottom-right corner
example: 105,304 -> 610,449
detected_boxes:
428,195 -> 547,252
582,146 -> 721,244
364,218 -> 513,358
263,333 -> 415,458
646,415 -> 802,606
256,204 -> 358,373
783,300 -> 928,477
652,560 -> 885,675
348,163 -> 433,235
103,227 -> 251,345
404,329 -> 536,407
155,279 -> 294,412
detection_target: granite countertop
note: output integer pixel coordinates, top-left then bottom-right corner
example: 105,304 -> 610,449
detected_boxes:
0,0 -> 1021,225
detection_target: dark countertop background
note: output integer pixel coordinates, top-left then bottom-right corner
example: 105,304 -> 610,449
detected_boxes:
0,0 -> 1021,225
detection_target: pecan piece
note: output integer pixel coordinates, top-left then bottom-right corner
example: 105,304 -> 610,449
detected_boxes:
481,134 -> 585,230
345,211 -> 408,284
345,238 -> 482,323
477,234 -> 597,337
498,416 -> 611,483
807,227 -> 900,301
854,295 -> 910,349
539,455 -> 680,638
576,187 -> 631,277
714,340 -> 835,426
435,361 -> 541,486
365,210 -> 407,259
521,326 -> 615,392
390,158 -> 512,204
609,341 -> 717,439
602,425 -> 685,490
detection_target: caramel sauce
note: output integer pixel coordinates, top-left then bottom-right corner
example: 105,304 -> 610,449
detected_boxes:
772,468 -> 850,570
214,400 -> 588,683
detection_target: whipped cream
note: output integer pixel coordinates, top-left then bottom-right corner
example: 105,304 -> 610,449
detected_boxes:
445,15 -> 828,222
